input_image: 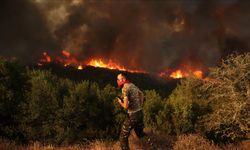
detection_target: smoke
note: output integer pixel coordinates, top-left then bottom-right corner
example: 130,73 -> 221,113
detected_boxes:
0,0 -> 249,73
0,0 -> 59,62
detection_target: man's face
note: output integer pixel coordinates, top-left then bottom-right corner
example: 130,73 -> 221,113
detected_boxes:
117,75 -> 123,84
117,74 -> 125,88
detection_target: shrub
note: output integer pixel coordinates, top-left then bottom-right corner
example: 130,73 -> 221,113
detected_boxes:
156,102 -> 174,134
201,53 -> 250,143
0,57 -> 29,140
143,90 -> 163,129
20,71 -> 120,144
20,70 -> 61,143
160,77 -> 207,135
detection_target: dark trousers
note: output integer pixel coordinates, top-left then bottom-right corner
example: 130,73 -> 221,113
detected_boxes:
119,110 -> 147,150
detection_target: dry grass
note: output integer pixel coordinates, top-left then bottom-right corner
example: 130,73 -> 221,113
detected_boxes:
0,139 -> 87,150
221,140 -> 250,150
173,134 -> 250,150
0,129 -> 174,150
1,133 -> 249,150
87,129 -> 175,150
173,134 -> 220,150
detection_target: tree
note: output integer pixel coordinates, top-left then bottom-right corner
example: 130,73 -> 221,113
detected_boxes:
201,53 -> 250,143
163,77 -> 206,135
20,70 -> 60,143
143,90 -> 163,129
0,57 -> 29,140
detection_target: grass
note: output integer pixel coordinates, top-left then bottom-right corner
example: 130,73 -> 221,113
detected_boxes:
1,132 -> 249,150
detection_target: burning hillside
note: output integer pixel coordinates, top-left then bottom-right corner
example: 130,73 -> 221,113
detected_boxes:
37,50 -> 204,79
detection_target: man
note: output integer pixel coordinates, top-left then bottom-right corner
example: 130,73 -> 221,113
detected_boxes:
116,73 -> 154,150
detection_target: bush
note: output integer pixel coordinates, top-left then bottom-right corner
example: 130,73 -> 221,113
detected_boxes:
156,53 -> 250,143
20,70 -> 61,143
143,90 -> 163,129
20,71 -> 120,144
0,57 -> 29,140
62,81 -> 117,141
156,102 -> 174,134
158,77 -> 208,135
201,53 -> 250,143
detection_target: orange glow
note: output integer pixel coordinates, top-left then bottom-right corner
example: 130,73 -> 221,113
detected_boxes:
38,52 -> 52,65
78,65 -> 83,70
43,52 -> 51,62
37,51 -> 204,79
169,69 -> 203,79
87,59 -> 126,71
37,50 -> 203,79
193,70 -> 203,79
57,50 -> 78,67
64,63 -> 70,67
62,50 -> 71,57
170,70 -> 184,79
37,51 -> 145,73
86,58 -> 145,73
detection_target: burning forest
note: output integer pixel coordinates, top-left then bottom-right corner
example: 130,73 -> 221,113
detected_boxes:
1,0 -> 250,149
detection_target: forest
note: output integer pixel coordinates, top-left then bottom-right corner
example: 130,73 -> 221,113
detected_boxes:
0,53 -> 249,149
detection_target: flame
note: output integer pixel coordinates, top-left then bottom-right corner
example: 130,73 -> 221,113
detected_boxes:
87,59 -> 109,68
159,69 -> 203,79
86,58 -> 145,73
37,51 -> 204,79
62,50 -> 71,57
169,69 -> 203,79
38,52 -> 52,65
43,52 -> 51,62
78,65 -> 83,70
87,59 -> 125,70
38,51 -> 145,73
57,50 -> 79,66
170,70 -> 185,79
193,70 -> 203,79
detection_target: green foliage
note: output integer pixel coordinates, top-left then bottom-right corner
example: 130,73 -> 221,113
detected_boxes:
61,81 -> 115,141
20,70 -> 61,143
0,57 -> 29,140
19,70 -> 121,144
156,102 -> 174,134
155,53 -> 250,143
1,53 -> 249,145
143,90 -> 163,129
200,53 -> 250,143
99,84 -> 123,138
159,77 -> 207,135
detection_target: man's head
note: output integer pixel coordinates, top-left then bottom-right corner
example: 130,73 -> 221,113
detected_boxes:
117,73 -> 129,88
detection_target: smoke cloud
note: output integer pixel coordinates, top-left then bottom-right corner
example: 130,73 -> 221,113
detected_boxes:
0,0 -> 249,74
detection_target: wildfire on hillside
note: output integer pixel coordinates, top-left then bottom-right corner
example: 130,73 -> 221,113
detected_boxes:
38,50 -> 204,79
2,1 -> 249,81
38,50 -> 146,73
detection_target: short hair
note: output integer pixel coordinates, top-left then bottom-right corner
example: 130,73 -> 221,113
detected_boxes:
117,73 -> 127,80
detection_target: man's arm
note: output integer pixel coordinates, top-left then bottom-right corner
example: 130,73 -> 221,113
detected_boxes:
118,96 -> 129,109
138,90 -> 144,105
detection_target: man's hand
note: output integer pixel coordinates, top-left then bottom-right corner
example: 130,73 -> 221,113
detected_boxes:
117,96 -> 129,109
117,96 -> 123,103
117,98 -> 122,103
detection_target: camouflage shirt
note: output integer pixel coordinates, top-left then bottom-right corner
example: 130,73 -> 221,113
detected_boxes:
122,83 -> 143,114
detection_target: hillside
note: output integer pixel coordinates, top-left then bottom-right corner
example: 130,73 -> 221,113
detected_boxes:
32,63 -> 179,97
